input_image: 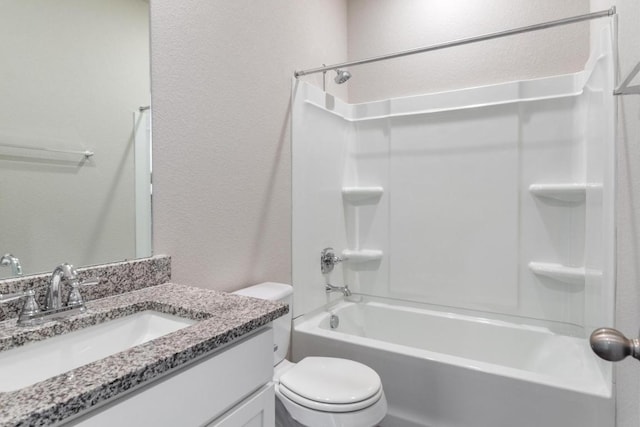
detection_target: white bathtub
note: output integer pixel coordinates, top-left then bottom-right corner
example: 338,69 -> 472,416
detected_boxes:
291,298 -> 614,427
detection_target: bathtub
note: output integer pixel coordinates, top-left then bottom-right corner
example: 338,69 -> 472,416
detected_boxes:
291,297 -> 614,427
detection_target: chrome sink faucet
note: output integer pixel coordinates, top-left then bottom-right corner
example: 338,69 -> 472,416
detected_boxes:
0,263 -> 98,327
0,253 -> 22,276
46,263 -> 84,310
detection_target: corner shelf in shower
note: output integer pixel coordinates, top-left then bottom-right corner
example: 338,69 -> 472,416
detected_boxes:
528,262 -> 586,285
342,186 -> 384,204
528,183 -> 602,202
342,249 -> 383,263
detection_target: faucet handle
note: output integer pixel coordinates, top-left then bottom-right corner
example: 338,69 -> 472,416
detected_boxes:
1,289 -> 41,319
0,289 -> 30,303
321,248 -> 346,274
66,282 -> 84,308
79,278 -> 101,286
66,277 -> 99,308
18,290 -> 42,326
1,289 -> 43,327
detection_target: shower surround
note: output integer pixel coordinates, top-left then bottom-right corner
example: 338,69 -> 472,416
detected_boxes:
292,28 -> 615,427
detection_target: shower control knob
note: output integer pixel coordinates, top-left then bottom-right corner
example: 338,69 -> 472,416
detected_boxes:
321,248 -> 345,274
590,328 -> 640,362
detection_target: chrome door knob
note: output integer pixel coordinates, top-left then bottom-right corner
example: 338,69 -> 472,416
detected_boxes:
590,328 -> 640,362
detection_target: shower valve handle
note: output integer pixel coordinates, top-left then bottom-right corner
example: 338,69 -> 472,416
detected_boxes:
590,328 -> 640,362
321,248 -> 346,274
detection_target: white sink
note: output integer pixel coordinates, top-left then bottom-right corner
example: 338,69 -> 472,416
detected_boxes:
0,311 -> 196,392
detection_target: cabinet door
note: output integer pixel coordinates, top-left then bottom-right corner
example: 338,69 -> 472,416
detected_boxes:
208,384 -> 274,427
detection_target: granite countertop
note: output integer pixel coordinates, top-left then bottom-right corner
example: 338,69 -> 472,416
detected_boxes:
0,283 -> 288,427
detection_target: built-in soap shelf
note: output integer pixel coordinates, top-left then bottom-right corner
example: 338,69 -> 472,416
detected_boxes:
342,186 -> 384,204
528,183 -> 604,286
528,183 -> 601,202
342,249 -> 383,263
528,262 -> 586,285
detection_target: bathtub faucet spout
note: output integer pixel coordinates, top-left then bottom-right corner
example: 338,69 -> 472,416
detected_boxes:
326,283 -> 352,297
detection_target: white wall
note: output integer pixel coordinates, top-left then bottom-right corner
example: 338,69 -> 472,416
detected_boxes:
293,53 -> 615,329
150,0 -> 348,291
0,0 -> 149,276
291,84 -> 353,317
347,0 -> 590,103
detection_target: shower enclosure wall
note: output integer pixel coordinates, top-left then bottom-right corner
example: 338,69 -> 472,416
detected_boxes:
291,26 -> 615,427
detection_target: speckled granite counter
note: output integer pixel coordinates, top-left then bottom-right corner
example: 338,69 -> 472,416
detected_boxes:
0,283 -> 288,427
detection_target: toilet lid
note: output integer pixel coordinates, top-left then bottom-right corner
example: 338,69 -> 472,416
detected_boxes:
278,357 -> 382,406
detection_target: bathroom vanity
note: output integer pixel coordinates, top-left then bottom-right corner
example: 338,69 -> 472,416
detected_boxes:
69,326 -> 276,426
0,257 -> 287,426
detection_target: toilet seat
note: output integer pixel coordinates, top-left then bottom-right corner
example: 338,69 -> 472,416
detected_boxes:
275,383 -> 388,427
279,383 -> 384,412
277,357 -> 383,412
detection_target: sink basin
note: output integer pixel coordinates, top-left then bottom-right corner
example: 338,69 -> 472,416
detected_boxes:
0,311 -> 196,392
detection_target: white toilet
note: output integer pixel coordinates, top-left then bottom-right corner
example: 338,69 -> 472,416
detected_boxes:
233,282 -> 387,427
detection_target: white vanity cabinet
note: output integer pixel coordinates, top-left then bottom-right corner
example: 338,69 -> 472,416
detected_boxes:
66,327 -> 274,427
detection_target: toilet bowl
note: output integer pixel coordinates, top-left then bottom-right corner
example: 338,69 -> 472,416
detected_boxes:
274,358 -> 387,427
233,282 -> 387,427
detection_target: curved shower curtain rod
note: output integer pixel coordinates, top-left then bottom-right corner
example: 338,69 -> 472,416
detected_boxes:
294,7 -> 617,80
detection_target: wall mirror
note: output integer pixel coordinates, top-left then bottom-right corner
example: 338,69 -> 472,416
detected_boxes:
0,0 -> 151,278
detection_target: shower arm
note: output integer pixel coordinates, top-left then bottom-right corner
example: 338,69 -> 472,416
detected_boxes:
294,7 -> 616,79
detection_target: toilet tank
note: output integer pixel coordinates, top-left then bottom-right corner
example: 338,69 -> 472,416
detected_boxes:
232,282 -> 292,365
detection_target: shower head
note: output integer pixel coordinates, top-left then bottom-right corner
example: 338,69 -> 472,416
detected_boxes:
334,69 -> 352,84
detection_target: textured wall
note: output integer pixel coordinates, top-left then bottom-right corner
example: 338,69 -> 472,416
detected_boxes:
589,1 -> 640,425
347,0 -> 590,103
150,0 -> 347,291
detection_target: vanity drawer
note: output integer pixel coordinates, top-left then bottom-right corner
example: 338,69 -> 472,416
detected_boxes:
68,327 -> 273,426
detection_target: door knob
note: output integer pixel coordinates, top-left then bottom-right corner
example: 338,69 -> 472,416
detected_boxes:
590,328 -> 640,362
